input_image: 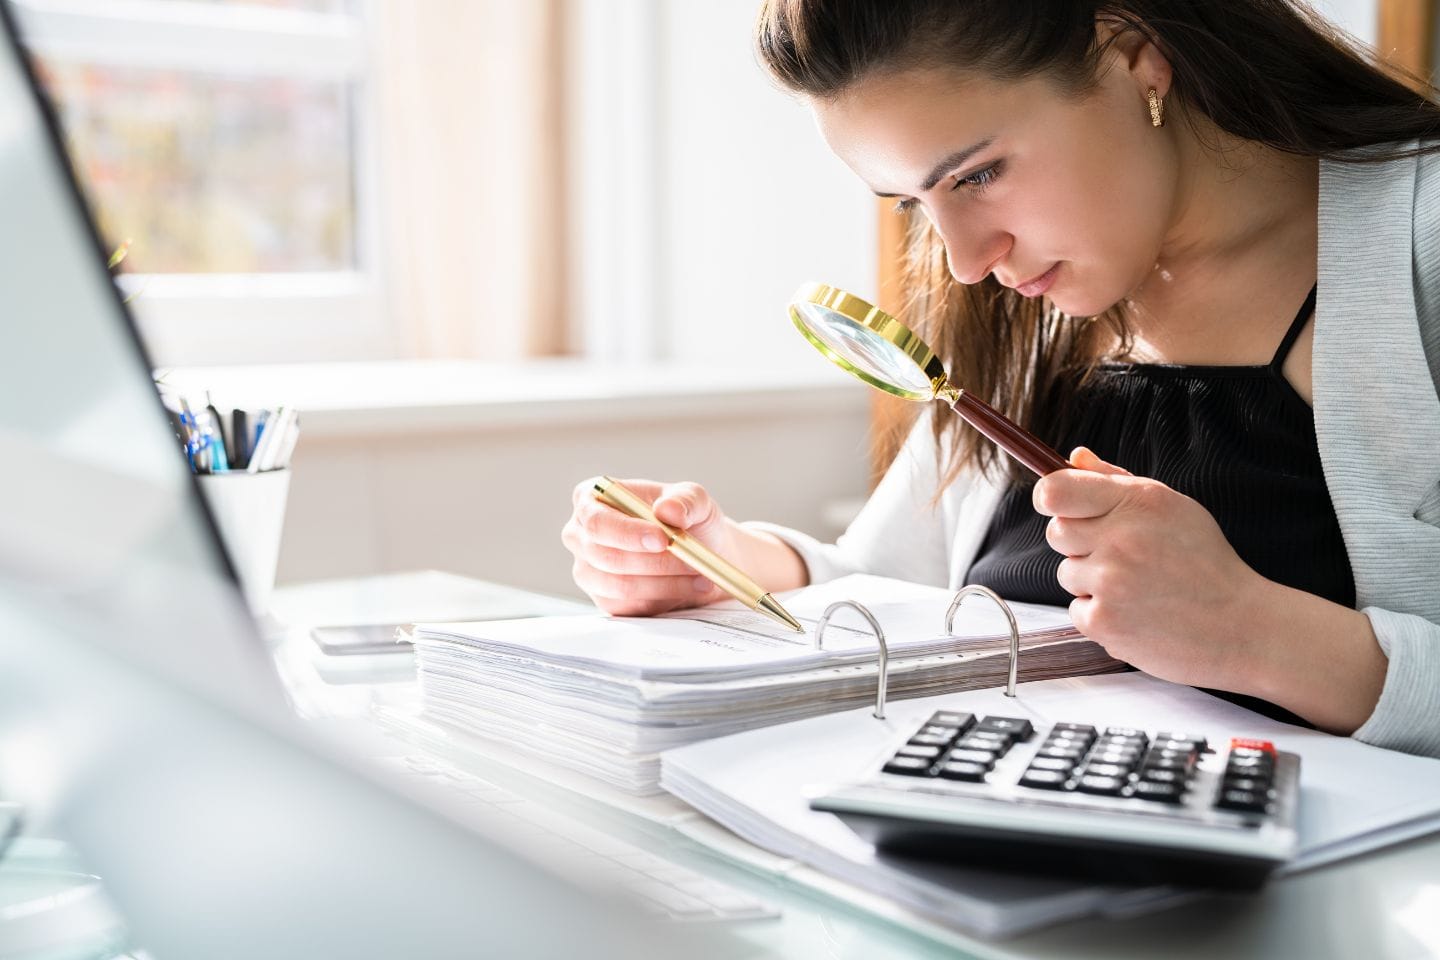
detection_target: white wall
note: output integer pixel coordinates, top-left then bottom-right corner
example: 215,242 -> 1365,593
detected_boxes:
565,0 -> 876,371
1309,0 -> 1379,46
269,371 -> 871,599
656,2 -> 876,367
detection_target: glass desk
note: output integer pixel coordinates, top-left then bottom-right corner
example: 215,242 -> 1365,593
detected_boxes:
28,571 -> 1437,960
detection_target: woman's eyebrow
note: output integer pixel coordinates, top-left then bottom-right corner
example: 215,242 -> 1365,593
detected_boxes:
869,137 -> 996,199
917,138 -> 995,191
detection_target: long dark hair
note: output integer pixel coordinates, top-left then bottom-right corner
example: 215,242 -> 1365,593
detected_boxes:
756,0 -> 1440,488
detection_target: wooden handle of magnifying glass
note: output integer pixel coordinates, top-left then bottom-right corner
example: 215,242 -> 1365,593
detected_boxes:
949,390 -> 1070,476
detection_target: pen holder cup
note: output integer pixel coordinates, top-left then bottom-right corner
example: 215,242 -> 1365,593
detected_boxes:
196,469 -> 290,619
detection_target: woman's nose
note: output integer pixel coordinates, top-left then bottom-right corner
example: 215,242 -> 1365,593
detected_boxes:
937,218 -> 1010,286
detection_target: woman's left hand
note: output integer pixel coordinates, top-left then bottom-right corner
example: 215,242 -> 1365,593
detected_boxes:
1033,446 -> 1267,690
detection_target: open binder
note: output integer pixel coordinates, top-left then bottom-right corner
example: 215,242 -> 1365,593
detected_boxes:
660,670 -> 1440,939
411,575 -> 1125,794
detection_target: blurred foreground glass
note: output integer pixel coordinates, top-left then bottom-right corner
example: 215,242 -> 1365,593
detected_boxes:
34,60 -> 356,274
152,0 -> 355,11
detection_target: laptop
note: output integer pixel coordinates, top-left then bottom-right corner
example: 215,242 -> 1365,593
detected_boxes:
0,5 -> 719,957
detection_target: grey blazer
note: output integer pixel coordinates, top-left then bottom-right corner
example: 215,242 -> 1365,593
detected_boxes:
1320,146 -> 1440,755
756,145 -> 1440,757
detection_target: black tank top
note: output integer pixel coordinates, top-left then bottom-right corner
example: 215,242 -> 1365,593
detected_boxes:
966,285 -> 1356,611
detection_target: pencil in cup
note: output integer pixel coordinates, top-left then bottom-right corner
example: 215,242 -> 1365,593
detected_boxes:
591,477 -> 804,633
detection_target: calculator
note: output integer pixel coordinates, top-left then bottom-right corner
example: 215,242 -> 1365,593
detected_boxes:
809,710 -> 1300,889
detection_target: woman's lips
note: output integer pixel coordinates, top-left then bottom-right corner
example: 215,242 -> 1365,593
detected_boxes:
1014,263 -> 1060,298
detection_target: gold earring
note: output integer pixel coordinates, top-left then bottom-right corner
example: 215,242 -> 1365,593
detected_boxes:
1147,87 -> 1164,127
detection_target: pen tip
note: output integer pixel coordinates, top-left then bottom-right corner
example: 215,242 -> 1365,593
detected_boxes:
758,594 -> 804,634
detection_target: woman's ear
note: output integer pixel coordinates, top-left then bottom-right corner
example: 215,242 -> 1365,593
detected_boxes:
1095,17 -> 1173,99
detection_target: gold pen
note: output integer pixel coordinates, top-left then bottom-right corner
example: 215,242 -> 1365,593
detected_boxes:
592,476 -> 804,633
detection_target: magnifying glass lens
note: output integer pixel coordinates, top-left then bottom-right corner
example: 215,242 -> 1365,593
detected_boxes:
791,301 -> 935,396
790,282 -> 1071,477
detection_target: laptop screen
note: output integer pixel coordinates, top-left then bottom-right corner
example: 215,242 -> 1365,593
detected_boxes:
0,2 -> 282,714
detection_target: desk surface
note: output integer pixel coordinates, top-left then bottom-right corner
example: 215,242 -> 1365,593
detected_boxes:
162,573 -> 1440,958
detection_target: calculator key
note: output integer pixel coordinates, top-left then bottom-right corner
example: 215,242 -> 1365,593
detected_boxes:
960,730 -> 1015,750
947,748 -> 998,767
1156,732 -> 1207,751
1105,727 -> 1148,741
1229,738 -> 1275,755
1076,774 -> 1126,796
1046,729 -> 1095,745
918,725 -> 960,739
1145,754 -> 1197,775
1225,757 -> 1275,777
883,756 -> 934,776
1155,738 -> 1205,754
908,733 -> 953,748
1083,762 -> 1133,779
1045,742 -> 1090,759
1038,745 -> 1086,761
1138,768 -> 1186,785
1222,776 -> 1273,794
929,712 -> 976,733
1100,734 -> 1148,750
894,744 -> 943,760
937,761 -> 989,782
954,737 -> 1009,757
1132,780 -> 1185,803
1028,757 -> 1076,773
1226,751 -> 1274,766
1049,723 -> 1097,737
1019,769 -> 1070,790
1226,754 -> 1274,769
1090,748 -> 1142,765
976,716 -> 1035,740
1215,788 -> 1271,813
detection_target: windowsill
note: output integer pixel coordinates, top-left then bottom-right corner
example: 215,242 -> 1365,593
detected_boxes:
157,359 -> 871,437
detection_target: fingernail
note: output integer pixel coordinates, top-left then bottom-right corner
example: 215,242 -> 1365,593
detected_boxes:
693,577 -> 712,593
642,534 -> 663,551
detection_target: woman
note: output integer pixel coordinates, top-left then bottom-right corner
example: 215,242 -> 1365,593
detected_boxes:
561,1 -> 1440,757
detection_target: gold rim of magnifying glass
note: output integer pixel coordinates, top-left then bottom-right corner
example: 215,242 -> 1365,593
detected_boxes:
788,282 -> 950,402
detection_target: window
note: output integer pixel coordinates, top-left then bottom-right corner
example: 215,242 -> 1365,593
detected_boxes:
11,0 -> 387,364
12,0 -> 872,372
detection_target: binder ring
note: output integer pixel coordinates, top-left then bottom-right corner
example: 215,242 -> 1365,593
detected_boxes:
814,600 -> 889,719
947,584 -> 1021,698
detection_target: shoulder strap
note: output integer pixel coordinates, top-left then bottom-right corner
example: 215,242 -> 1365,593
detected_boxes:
1269,284 -> 1318,370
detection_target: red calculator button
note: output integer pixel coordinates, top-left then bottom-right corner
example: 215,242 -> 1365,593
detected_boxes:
1229,738 -> 1275,754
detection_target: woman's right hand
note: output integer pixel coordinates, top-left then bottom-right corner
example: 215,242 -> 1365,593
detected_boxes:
561,477 -> 737,617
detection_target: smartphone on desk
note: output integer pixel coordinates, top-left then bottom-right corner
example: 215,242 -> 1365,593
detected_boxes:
310,623 -> 413,656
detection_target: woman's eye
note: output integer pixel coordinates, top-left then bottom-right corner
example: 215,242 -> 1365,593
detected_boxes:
951,161 -> 1003,195
891,161 -> 1003,215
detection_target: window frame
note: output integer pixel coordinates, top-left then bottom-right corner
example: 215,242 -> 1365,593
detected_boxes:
10,0 -> 390,365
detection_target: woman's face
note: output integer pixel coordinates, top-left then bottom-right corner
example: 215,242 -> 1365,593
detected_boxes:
811,60 -> 1179,317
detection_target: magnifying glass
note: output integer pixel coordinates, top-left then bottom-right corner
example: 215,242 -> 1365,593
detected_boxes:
789,282 -> 1069,476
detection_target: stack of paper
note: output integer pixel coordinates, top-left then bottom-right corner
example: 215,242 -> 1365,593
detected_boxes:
412,574 -> 1124,794
661,671 -> 1440,939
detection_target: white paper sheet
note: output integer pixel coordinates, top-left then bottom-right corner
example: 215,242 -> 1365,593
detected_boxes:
417,574 -> 1077,681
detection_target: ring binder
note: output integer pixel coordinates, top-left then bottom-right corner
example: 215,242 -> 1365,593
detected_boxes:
947,585 -> 1021,698
814,586 -> 1026,718
814,600 -> 890,719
